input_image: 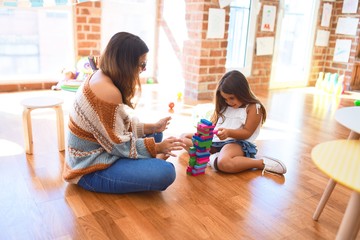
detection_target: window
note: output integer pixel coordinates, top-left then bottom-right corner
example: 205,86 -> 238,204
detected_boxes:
0,7 -> 74,82
101,0 -> 156,80
226,0 -> 258,76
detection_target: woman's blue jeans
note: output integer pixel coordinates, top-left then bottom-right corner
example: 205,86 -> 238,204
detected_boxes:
78,132 -> 176,194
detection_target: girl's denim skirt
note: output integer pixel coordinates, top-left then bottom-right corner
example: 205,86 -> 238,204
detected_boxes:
212,139 -> 257,158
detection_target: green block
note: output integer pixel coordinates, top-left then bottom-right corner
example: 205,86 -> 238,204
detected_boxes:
189,157 -> 196,166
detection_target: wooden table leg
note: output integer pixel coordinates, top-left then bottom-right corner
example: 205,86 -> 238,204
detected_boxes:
313,178 -> 337,220
336,191 -> 360,240
348,131 -> 360,140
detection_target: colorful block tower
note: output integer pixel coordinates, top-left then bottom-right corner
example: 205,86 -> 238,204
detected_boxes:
186,119 -> 217,176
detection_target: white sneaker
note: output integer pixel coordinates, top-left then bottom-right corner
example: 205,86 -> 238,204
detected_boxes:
262,156 -> 287,176
208,152 -> 219,170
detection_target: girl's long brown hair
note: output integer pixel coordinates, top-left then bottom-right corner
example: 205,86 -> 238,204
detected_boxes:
99,32 -> 149,108
211,70 -> 267,125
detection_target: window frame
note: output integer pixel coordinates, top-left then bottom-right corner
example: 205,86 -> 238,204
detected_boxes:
0,6 -> 75,83
226,0 -> 258,77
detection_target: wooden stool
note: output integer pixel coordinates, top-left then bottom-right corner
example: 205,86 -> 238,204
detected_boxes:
21,97 -> 65,154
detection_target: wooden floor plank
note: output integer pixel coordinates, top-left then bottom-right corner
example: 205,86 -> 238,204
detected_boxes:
0,86 -> 360,239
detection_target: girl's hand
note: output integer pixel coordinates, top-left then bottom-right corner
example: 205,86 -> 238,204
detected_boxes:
216,128 -> 229,140
154,116 -> 171,133
155,136 -> 186,157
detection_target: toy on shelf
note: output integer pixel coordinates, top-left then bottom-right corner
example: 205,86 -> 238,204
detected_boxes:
354,99 -> 360,106
75,56 -> 93,81
54,57 -> 95,92
88,55 -> 99,71
52,69 -> 80,91
186,119 -> 217,176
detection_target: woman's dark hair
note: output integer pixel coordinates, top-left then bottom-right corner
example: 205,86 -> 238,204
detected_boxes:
99,32 -> 149,108
211,70 -> 267,124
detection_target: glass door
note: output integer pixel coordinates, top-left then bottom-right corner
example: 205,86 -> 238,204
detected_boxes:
270,0 -> 320,88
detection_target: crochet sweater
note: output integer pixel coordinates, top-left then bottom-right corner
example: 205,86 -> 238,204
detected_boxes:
63,78 -> 157,183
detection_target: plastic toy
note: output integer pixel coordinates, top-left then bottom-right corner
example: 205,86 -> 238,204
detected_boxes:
334,75 -> 345,96
186,119 -> 217,176
76,57 -> 93,81
315,72 -> 346,96
315,72 -> 324,89
354,100 -> 360,106
169,102 -> 175,110
53,57 -> 94,91
177,92 -> 183,100
321,72 -> 331,90
88,55 -> 98,71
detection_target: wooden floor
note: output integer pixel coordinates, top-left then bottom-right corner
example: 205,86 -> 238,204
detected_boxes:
0,85 -> 359,240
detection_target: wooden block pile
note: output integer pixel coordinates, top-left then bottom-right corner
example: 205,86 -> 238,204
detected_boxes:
186,119 -> 217,176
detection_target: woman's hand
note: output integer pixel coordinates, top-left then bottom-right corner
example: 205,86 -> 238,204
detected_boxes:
154,116 -> 171,133
155,136 -> 186,157
216,128 -> 229,140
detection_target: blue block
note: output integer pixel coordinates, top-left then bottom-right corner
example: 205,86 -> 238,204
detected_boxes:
200,119 -> 213,126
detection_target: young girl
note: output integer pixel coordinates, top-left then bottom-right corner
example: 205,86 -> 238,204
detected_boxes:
63,32 -> 186,194
182,70 -> 286,175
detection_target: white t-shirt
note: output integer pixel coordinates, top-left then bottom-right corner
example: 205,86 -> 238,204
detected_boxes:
212,103 -> 261,143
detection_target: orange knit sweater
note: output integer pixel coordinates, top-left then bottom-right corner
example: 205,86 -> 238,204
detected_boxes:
63,78 -> 156,183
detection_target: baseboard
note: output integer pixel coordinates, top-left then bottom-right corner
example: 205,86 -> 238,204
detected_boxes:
0,82 -> 57,93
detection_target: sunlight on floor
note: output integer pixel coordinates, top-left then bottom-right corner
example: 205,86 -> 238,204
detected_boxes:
258,119 -> 301,141
0,139 -> 24,157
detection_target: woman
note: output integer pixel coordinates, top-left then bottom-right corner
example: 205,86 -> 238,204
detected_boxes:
63,32 -> 185,194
